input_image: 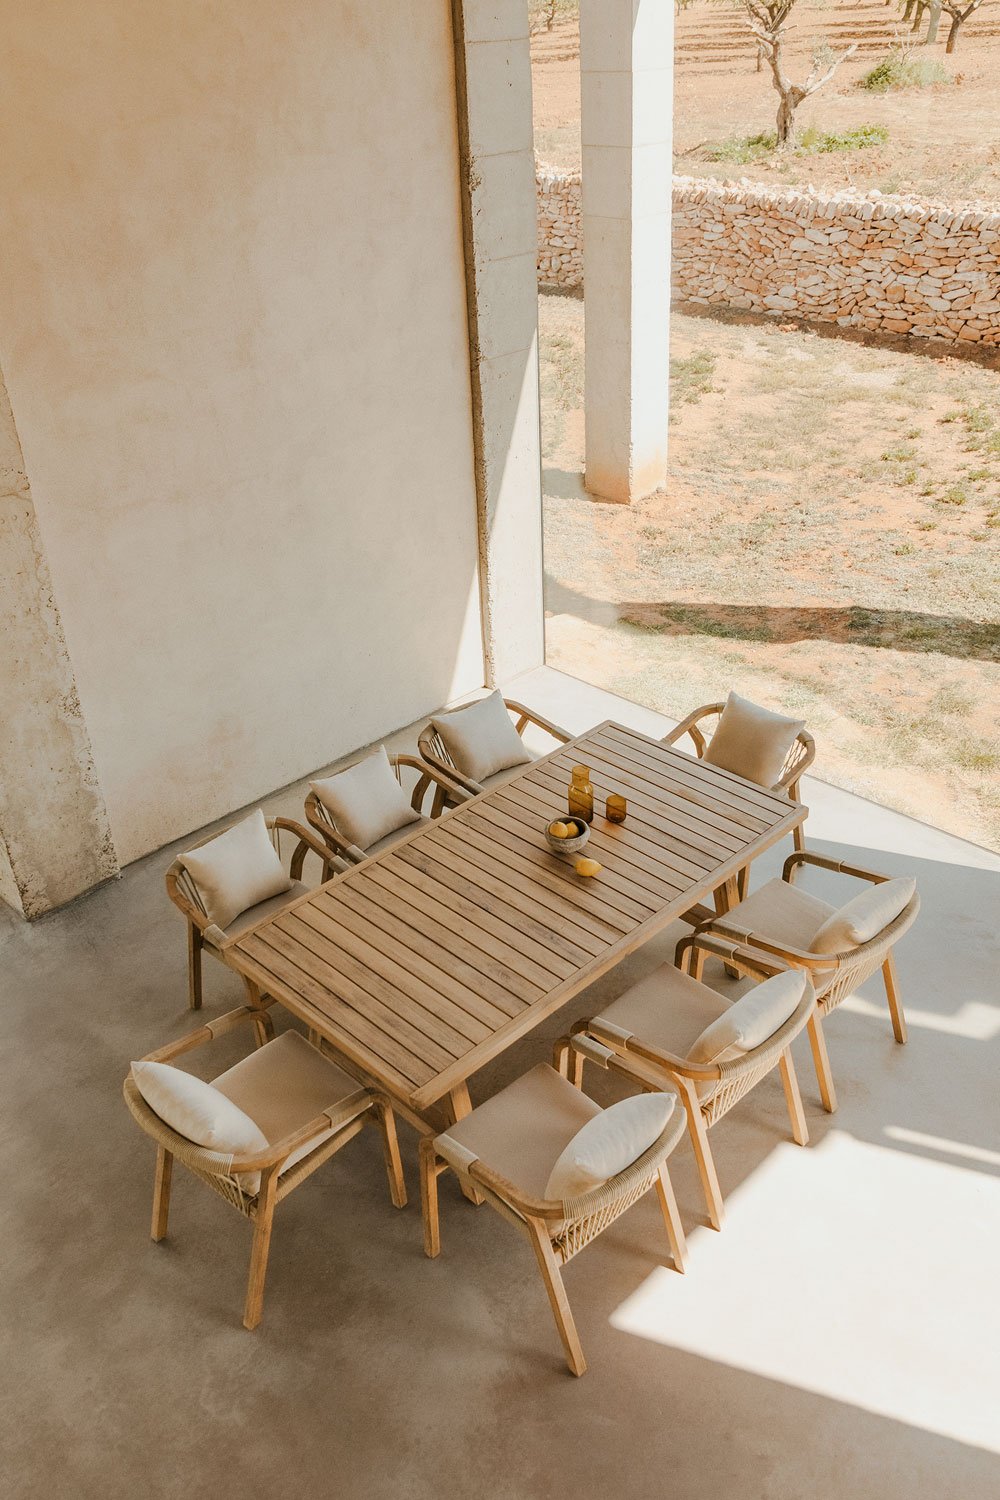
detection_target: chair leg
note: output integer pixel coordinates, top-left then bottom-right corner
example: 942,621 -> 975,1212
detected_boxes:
525,1218 -> 587,1377
419,1139 -> 441,1259
375,1100 -> 407,1209
678,1079 -> 725,1230
552,1036 -> 571,1079
188,924 -> 203,1010
736,864 -> 749,902
807,1011 -> 837,1114
655,1164 -> 687,1273
792,821 -> 805,854
778,1048 -> 809,1146
151,1147 -> 173,1241
243,1168 -> 278,1331
883,952 -> 908,1044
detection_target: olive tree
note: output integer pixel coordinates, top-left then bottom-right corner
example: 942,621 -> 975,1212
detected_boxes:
940,0 -> 986,51
743,0 -> 858,145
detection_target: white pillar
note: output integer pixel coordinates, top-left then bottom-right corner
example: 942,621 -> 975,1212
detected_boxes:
452,0 -> 545,683
581,0 -> 672,504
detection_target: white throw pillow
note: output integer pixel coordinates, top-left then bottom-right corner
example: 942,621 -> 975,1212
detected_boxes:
131,1059 -> 269,1157
702,692 -> 806,788
810,876 -> 916,955
544,1092 -> 675,1202
179,810 -> 291,929
687,969 -> 811,1067
311,746 -> 422,851
431,690 -> 532,784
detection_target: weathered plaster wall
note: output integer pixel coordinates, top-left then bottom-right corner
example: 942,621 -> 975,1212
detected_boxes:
0,371 -> 118,915
0,1 -> 486,865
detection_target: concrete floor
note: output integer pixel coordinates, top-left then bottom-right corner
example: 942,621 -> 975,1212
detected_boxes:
2,669 -> 998,1499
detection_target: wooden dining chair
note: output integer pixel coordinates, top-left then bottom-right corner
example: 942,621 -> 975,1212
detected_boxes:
419,1056 -> 687,1376
417,696 -> 571,808
166,815 -> 340,1010
682,850 -> 920,1114
555,937 -> 815,1231
304,752 -> 468,866
664,699 -> 815,860
124,1006 -> 406,1329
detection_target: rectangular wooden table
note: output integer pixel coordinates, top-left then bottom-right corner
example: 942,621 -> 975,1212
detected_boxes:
225,720 -> 805,1130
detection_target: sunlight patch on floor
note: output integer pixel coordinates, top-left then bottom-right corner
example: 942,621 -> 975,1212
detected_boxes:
840,993 -> 1000,1040
610,1132 -> 1000,1454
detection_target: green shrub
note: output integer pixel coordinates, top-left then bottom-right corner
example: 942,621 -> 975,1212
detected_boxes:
859,49 -> 950,93
706,123 -> 887,163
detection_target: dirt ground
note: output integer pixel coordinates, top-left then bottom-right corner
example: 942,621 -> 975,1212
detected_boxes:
532,2 -> 1000,203
540,291 -> 1000,851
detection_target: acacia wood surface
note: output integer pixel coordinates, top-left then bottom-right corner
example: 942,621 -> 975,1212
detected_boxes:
227,721 -> 804,1114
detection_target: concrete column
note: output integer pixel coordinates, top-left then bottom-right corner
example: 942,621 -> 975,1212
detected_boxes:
581,0 -> 673,503
0,370 -> 118,918
452,0 -> 545,684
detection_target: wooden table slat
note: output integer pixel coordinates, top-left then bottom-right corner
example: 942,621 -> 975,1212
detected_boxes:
601,722 -> 793,816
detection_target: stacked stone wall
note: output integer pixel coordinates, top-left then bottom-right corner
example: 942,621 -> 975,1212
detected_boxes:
535,164 -> 1000,346
536,166 -> 583,288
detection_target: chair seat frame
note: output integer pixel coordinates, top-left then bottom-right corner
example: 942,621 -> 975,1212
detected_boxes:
416,698 -> 571,805
419,1051 -> 687,1377
124,1005 -> 406,1329
304,753 -> 470,866
166,815 -> 341,1011
556,936 -> 815,1231
683,849 -> 920,1114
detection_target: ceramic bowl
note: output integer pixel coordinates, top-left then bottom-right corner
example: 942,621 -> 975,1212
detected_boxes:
544,816 -> 590,855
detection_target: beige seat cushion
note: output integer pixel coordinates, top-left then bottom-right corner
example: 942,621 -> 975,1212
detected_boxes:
810,876 -> 916,955
179,810 -> 292,929
364,817 -> 431,859
703,692 -> 806,788
130,1059 -> 269,1158
715,877 -> 835,952
594,962 -> 731,1058
687,969 -> 811,1066
544,1092 -> 675,1202
311,746 -> 422,852
212,1030 -> 367,1193
436,1063 -> 600,1202
431,691 -> 532,785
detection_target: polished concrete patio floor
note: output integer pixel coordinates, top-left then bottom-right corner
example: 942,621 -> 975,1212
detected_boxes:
2,669 -> 998,1499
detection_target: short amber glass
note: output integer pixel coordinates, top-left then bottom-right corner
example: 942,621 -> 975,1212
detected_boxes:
606,793 -> 627,824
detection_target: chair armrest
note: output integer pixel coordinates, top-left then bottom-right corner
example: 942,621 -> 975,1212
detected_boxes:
783,850 -> 892,886
269,815 -> 343,881
393,753 -> 472,814
141,1004 -> 266,1063
677,931 -> 791,984
693,913 -> 840,974
661,702 -> 724,757
503,699 -> 571,744
573,1029 -> 719,1088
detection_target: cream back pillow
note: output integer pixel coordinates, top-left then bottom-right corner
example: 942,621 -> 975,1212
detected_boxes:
687,969 -> 811,1067
431,691 -> 532,784
703,692 -> 805,788
544,1092 -> 675,1202
311,746 -> 422,851
131,1059 -> 269,1158
179,810 -> 291,930
811,876 -> 916,955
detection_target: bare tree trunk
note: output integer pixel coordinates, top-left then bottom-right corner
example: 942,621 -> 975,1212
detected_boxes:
925,0 -> 942,40
946,12 -> 961,47
776,93 -> 796,143
902,0 -> 915,17
911,1 -> 926,32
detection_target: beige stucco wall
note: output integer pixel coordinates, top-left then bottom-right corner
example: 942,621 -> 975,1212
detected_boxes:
0,0 -> 485,865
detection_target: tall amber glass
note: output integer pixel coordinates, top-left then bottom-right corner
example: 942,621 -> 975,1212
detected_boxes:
567,764 -> 594,824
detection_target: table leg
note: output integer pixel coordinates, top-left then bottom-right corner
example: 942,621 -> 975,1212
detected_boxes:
241,977 -> 275,1046
444,1083 -> 484,1206
713,878 -> 742,978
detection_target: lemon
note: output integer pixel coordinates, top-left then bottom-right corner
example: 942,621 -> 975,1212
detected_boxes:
575,857 -> 601,878
549,821 -> 571,838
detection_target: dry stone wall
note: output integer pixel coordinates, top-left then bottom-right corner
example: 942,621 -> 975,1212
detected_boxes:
672,176 -> 1000,347
537,165 -> 583,288
535,164 -> 1000,346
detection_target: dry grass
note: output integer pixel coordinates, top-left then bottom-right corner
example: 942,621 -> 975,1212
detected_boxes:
540,293 -> 1000,850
